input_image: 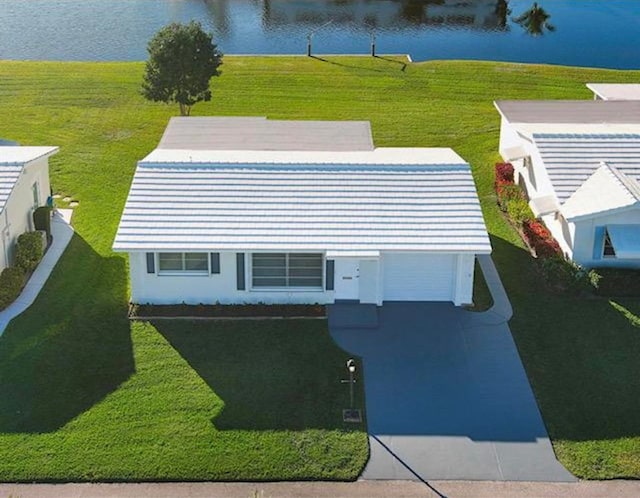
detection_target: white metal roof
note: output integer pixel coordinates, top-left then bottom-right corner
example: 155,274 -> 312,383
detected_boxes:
0,146 -> 58,213
532,134 -> 640,204
158,117 -> 374,151
586,84 -> 640,101
561,163 -> 640,221
0,146 -> 58,165
113,150 -> 491,254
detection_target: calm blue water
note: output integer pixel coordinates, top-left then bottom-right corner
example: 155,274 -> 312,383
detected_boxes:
0,0 -> 639,68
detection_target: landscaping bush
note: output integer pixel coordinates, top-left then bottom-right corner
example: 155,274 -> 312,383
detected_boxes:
496,183 -> 525,211
522,219 -> 561,258
33,206 -> 52,243
495,162 -> 515,185
15,231 -> 45,273
0,266 -> 26,310
538,257 -> 600,295
506,195 -> 534,226
593,268 -> 640,297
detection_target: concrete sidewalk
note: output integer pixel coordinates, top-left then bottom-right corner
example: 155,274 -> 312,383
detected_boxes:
0,208 -> 73,335
0,480 -> 639,498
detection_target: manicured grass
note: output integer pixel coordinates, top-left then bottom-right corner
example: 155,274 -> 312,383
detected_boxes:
0,56 -> 639,480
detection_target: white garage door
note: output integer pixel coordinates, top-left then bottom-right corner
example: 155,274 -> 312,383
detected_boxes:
383,253 -> 456,302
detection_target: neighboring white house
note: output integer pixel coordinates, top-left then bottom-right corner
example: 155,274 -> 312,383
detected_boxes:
586,83 -> 640,101
113,117 -> 491,306
494,100 -> 640,268
0,146 -> 58,271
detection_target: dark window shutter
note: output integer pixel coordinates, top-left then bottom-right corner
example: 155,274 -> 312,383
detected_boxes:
326,259 -> 335,290
236,253 -> 245,290
593,226 -> 605,260
210,253 -> 220,274
146,253 -> 155,274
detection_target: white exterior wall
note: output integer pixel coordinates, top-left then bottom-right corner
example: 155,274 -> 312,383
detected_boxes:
0,157 -> 50,270
540,213 -> 575,259
498,117 -> 522,157
572,208 -> 640,268
358,259 -> 380,305
129,250 -> 478,306
498,119 -> 556,200
130,251 -> 335,305
453,254 -> 475,306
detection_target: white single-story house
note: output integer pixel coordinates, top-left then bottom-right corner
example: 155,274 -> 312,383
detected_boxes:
113,117 -> 491,306
0,146 -> 58,271
495,100 -> 640,268
586,83 -> 640,101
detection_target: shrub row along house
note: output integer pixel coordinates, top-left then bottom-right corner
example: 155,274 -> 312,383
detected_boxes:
0,146 -> 57,270
495,99 -> 640,268
113,117 -> 492,306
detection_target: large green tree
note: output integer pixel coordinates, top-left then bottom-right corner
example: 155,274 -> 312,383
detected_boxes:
142,21 -> 223,116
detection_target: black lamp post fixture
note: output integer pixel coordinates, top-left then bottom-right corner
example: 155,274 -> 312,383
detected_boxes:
342,358 -> 362,423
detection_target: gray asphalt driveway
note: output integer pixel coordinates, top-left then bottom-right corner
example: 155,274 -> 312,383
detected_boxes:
328,261 -> 575,481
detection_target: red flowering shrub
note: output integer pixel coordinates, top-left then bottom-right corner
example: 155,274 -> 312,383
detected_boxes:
495,162 -> 515,184
522,220 -> 561,258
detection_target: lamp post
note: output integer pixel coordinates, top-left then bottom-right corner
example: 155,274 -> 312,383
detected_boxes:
346,359 -> 356,407
342,358 -> 361,422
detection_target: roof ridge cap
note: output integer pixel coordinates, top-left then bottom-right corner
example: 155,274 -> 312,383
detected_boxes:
605,162 -> 640,202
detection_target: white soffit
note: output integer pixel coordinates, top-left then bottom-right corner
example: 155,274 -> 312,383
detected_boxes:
0,146 -> 58,165
140,147 -> 468,166
587,84 -> 640,101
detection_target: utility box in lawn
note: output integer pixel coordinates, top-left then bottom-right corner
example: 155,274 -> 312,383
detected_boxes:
33,206 -> 52,245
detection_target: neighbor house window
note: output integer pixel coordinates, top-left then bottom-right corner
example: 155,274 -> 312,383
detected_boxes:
603,230 -> 616,258
158,252 -> 208,274
252,253 -> 323,288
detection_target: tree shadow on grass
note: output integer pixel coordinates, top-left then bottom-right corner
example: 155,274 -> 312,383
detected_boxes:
0,233 -> 134,433
155,319 -> 365,432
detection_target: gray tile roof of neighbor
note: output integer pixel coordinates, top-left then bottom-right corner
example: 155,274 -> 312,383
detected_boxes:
532,134 -> 640,203
158,117 -> 374,151
494,100 -> 640,124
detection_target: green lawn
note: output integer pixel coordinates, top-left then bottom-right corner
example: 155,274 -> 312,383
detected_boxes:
0,56 -> 639,480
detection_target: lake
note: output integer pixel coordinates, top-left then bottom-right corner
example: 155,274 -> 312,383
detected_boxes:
0,0 -> 639,68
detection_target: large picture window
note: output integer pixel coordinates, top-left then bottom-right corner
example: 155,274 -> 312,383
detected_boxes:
158,252 -> 208,274
252,253 -> 323,288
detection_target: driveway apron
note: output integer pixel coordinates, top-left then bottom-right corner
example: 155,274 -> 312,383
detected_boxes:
328,257 -> 575,482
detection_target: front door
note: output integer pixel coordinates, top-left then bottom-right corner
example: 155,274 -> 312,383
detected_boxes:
334,259 -> 360,300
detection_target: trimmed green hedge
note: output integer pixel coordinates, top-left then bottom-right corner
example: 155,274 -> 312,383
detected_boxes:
15,231 -> 44,273
33,206 -> 52,242
0,266 -> 26,310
